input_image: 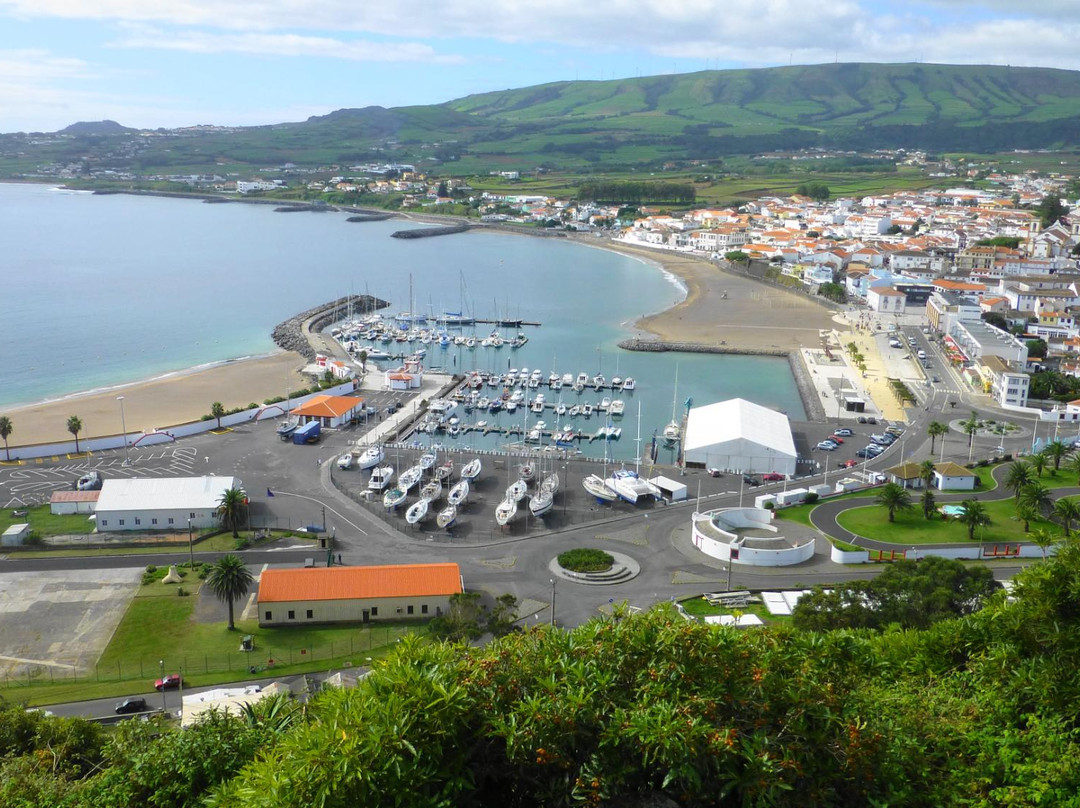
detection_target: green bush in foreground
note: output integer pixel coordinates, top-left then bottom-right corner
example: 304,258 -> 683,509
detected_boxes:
556,548 -> 613,572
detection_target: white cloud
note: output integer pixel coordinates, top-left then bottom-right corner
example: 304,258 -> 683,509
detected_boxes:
111,27 -> 465,63
0,48 -> 92,80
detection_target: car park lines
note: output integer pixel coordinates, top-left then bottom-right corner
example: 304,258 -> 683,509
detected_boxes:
0,446 -> 200,498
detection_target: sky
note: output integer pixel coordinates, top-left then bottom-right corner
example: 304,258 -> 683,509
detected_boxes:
2,0 -> 1080,133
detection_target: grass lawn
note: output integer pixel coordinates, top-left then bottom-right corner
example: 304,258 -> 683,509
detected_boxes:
774,490 -> 877,527
836,498 -> 1066,545
4,577 -> 421,706
0,505 -> 96,536
676,597 -> 791,626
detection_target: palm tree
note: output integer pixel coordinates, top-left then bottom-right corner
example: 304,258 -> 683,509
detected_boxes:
1029,452 -> 1048,479
211,401 -> 226,430
1052,497 -> 1080,538
358,349 -> 368,371
66,415 -> 83,453
0,416 -> 12,462
205,554 -> 253,631
927,421 -> 947,454
921,487 -> 936,520
1043,440 -> 1072,473
963,411 -> 980,448
919,460 -> 935,489
217,487 -> 247,538
1021,482 -> 1053,516
1015,501 -> 1039,533
1005,461 -> 1034,501
876,482 -> 913,523
1030,526 -> 1057,561
957,499 -> 991,541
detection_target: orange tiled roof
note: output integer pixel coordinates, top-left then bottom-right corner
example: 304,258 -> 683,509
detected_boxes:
258,563 -> 462,603
290,394 -> 362,418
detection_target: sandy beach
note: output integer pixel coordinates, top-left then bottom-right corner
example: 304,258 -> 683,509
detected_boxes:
2,232 -> 843,448
593,240 -> 838,350
2,352 -> 307,448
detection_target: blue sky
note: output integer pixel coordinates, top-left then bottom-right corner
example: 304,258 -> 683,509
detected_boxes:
1,0 -> 1078,132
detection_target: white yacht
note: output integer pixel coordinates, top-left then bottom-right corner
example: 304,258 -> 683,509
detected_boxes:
448,479 -> 470,505
336,452 -> 355,470
356,445 -> 384,470
622,377 -> 636,391
592,374 -> 606,391
419,452 -> 437,470
583,474 -> 618,503
609,399 -> 625,417
368,465 -> 394,491
605,469 -> 661,505
398,465 -> 423,491
436,503 -> 457,529
419,479 -> 442,502
460,458 -> 482,480
529,490 -> 553,518
405,499 -> 429,525
383,487 -> 407,509
562,373 -> 574,386
506,480 -> 528,502
495,498 -> 518,526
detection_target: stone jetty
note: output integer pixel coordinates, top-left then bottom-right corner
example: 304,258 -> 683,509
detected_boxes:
272,295 -> 388,360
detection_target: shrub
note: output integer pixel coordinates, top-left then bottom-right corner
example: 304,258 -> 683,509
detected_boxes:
557,548 -> 614,573
804,492 -> 820,504
763,501 -> 775,510
177,587 -> 188,597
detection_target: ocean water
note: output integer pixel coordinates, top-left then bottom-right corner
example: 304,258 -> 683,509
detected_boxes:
0,183 -> 805,459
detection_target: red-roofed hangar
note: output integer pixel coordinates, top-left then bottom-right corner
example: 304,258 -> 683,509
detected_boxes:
257,563 -> 463,626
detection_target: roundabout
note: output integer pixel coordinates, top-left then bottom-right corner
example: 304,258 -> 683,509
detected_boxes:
548,550 -> 641,585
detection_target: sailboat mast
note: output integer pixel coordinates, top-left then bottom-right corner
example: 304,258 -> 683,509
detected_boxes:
635,401 -> 642,474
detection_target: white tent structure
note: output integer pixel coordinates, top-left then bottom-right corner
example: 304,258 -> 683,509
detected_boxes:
682,399 -> 797,476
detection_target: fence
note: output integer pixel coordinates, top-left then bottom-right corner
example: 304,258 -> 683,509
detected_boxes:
1,625 -> 414,690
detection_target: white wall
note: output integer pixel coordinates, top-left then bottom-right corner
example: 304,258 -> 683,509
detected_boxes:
5,381 -> 356,460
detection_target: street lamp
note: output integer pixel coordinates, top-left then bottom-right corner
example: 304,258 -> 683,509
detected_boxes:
117,396 -> 130,466
158,659 -> 166,713
549,578 -> 556,626
187,517 -> 194,570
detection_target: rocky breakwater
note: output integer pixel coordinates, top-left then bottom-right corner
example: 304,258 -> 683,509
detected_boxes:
391,224 -> 470,239
272,295 -> 388,361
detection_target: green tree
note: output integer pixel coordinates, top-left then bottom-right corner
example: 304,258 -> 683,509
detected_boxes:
66,415 -> 83,453
876,482 -> 913,523
1005,461 -> 1034,500
1036,193 -> 1068,228
429,591 -> 485,641
1043,439 -> 1071,472
205,554 -> 254,630
927,421 -> 947,454
724,250 -> 749,263
210,401 -> 226,430
0,415 -> 12,461
1021,481 -> 1053,515
357,349 -> 368,370
1052,497 -> 1080,538
486,593 -> 520,638
957,498 -> 991,541
1030,526 -> 1057,561
1016,501 -> 1039,532
1030,452 -> 1048,478
217,487 -> 247,538
919,460 -> 935,488
921,486 -> 936,520
1026,338 -> 1048,359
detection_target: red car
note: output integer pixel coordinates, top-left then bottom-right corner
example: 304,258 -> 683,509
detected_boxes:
155,674 -> 182,691
828,435 -> 845,444
761,472 -> 785,482
839,459 -> 859,469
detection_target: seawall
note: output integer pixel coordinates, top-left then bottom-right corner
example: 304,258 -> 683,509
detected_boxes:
391,224 -> 471,239
618,338 -> 826,422
272,294 -> 389,360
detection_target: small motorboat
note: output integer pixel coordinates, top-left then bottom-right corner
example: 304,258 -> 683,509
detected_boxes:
398,465 -> 423,491
419,452 -> 437,471
622,377 -> 636,391
336,452 -> 355,470
368,465 -> 394,491
609,399 -> 625,417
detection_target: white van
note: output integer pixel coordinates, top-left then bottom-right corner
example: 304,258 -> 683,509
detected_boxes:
917,349 -> 927,359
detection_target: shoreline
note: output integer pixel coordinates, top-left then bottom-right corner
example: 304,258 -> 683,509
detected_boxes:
2,188 -> 841,444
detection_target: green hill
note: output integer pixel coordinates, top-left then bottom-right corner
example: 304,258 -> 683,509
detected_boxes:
8,62 -> 1080,177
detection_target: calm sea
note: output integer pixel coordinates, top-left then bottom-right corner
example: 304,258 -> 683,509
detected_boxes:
0,183 -> 804,459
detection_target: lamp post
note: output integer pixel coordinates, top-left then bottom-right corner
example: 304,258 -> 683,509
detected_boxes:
117,396 -> 130,466
549,578 -> 556,626
187,517 -> 194,570
158,659 -> 166,713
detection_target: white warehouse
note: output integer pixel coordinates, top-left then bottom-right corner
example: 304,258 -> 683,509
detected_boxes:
683,398 -> 797,476
94,476 -> 242,533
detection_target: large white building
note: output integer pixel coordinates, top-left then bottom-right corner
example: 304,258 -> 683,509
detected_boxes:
682,399 -> 797,476
94,476 -> 242,532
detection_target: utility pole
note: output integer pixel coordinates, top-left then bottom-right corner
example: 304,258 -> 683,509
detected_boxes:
549,578 -> 556,626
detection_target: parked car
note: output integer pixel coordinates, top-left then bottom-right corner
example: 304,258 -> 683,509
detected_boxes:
761,472 -> 785,482
742,474 -> 761,487
885,426 -> 904,436
834,428 -> 853,437
866,417 -> 878,425
816,441 -> 838,451
707,467 -> 723,477
869,434 -> 890,444
855,448 -> 873,458
154,674 -> 182,691
839,459 -> 859,469
828,435 -> 844,444
857,416 -> 868,424
866,444 -> 885,455
75,471 -> 103,491
115,697 -> 147,715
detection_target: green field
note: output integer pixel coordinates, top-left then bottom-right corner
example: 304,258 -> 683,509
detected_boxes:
3,576 -> 421,706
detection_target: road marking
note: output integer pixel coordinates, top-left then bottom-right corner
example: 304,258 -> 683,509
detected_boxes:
0,653 -> 75,670
268,490 -> 368,536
